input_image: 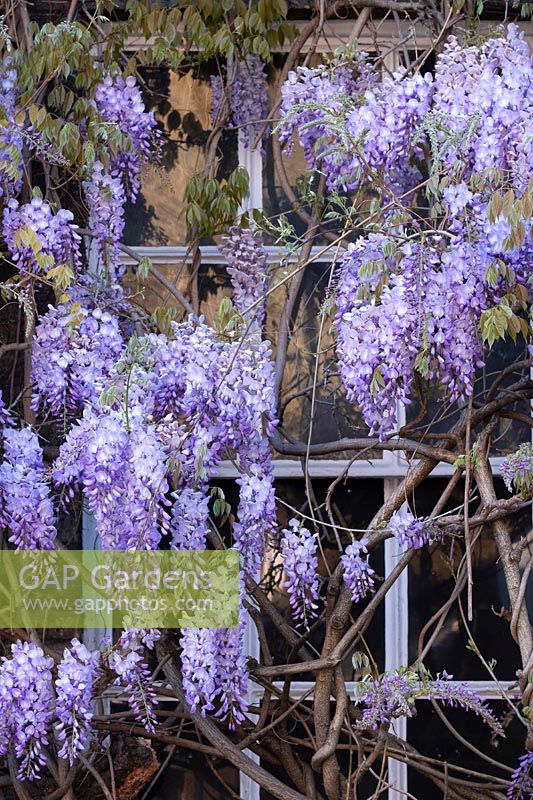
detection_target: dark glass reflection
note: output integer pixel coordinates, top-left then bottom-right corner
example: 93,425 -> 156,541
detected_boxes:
265,478 -> 385,678
408,478 -> 532,680
149,757 -> 239,799
407,701 -> 526,800
123,61 -> 238,246
405,336 -> 530,457
269,262 -> 376,455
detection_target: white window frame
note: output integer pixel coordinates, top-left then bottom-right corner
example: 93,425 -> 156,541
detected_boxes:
109,18 -> 533,799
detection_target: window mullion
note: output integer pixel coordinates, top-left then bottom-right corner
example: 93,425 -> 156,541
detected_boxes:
240,133 -> 264,800
238,137 -> 263,213
384,478 -> 409,800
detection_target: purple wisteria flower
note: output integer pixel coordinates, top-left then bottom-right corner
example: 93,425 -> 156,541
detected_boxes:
280,51 -> 430,192
94,73 -> 158,199
53,407 -> 170,550
213,599 -> 249,729
335,237 -> 419,437
335,228 -> 530,438
0,427 -> 57,549
431,25 -> 533,190
501,444 -> 533,498
341,540 -> 376,603
108,629 -> 159,732
83,162 -> 126,277
180,628 -> 219,714
170,486 -> 210,550
182,597 -> 249,728
281,518 -> 320,626
508,751 -> 533,800
428,671 -> 504,736
232,439 -> 276,577
0,55 -> 23,198
219,226 -> 269,327
279,51 -> 378,182
281,28 -> 532,438
353,670 -> 417,732
32,294 -> 125,416
0,641 -> 55,779
389,508 -> 438,550
211,55 -> 268,148
443,182 -> 474,216
2,197 -> 82,274
353,668 -> 503,736
55,639 -> 100,764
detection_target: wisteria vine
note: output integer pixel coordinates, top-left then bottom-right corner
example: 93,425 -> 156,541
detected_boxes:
0,21 -> 531,793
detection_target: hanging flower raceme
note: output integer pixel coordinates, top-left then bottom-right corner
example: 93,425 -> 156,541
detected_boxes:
501,444 -> 533,498
335,228 -> 530,438
180,627 -> 219,715
219,226 -> 269,328
353,670 -> 416,732
232,439 -> 276,577
32,292 -> 125,416
169,486 -> 210,550
213,598 -> 249,729
211,55 -> 268,148
217,337 -> 277,450
147,318 -> 221,421
0,641 -> 55,780
431,25 -> 533,190
83,162 -> 126,277
280,50 -> 430,192
53,407 -> 170,550
55,639 -> 100,765
341,540 -> 375,603
94,73 -> 158,199
108,629 -> 159,732
0,55 -> 23,199
281,518 -> 321,627
176,489 -> 220,718
427,671 -> 504,736
0,427 -> 56,549
279,51 -> 378,185
353,668 -> 503,736
146,318 -> 277,493
2,197 -> 82,275
335,235 -> 419,437
389,508 -> 438,550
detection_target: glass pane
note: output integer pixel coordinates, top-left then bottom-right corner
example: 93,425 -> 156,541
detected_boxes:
399,49 -> 436,75
407,700 -> 526,800
408,478 -> 533,680
148,758 -> 239,799
263,53 -> 325,244
482,336 -> 531,456
123,62 -> 238,246
405,336 -> 530,457
267,262 -> 377,457
123,261 -> 190,318
262,478 -> 385,679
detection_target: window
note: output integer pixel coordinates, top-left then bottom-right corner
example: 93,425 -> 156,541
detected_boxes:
111,17 -> 533,800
